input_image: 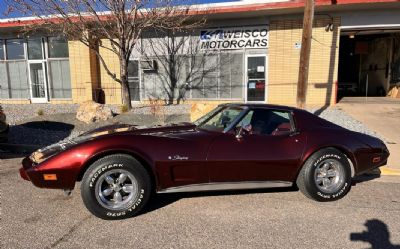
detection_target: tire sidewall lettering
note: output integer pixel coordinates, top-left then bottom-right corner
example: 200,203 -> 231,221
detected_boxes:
89,163 -> 124,188
316,182 -> 349,199
106,189 -> 145,217
313,154 -> 341,168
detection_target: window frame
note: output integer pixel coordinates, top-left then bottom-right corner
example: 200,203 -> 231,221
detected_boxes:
46,36 -> 71,100
0,38 -> 30,100
47,36 -> 69,59
5,38 -> 26,61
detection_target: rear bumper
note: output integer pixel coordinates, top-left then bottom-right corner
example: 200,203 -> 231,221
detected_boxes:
355,148 -> 390,175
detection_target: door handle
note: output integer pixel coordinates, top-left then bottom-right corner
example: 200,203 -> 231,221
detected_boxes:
290,131 -> 300,137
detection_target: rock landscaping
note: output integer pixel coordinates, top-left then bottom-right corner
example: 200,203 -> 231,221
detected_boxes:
76,101 -> 114,124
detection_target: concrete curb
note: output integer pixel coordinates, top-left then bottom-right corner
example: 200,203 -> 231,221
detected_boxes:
380,166 -> 400,176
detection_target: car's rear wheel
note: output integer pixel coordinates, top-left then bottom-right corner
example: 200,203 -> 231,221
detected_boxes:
81,154 -> 151,220
296,148 -> 352,201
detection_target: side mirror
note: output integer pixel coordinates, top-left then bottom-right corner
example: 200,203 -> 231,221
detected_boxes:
236,124 -> 252,140
236,127 -> 244,140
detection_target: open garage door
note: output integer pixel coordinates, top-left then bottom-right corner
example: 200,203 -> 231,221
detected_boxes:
337,28 -> 400,101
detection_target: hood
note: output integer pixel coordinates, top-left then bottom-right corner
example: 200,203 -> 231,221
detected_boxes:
80,122 -> 196,138
30,122 -> 196,164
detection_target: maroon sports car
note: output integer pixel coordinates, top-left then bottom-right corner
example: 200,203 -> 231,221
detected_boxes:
20,104 -> 389,219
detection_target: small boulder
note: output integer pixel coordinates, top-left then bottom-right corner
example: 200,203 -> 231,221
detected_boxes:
76,101 -> 114,124
190,103 -> 218,122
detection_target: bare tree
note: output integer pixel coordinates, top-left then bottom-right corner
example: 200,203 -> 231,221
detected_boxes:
6,0 -> 205,109
141,28 -> 223,104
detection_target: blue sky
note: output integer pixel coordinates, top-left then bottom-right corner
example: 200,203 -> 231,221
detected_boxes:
0,0 -> 244,18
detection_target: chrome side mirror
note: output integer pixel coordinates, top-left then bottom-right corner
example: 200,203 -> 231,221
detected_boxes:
236,124 -> 252,140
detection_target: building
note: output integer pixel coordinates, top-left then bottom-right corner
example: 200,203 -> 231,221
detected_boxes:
0,0 -> 400,109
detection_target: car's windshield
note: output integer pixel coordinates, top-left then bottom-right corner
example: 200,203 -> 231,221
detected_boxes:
195,106 -> 244,132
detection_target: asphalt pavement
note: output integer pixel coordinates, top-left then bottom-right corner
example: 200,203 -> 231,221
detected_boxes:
1,155 -> 400,249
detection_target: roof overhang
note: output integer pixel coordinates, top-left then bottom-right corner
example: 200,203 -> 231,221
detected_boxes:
0,0 -> 399,28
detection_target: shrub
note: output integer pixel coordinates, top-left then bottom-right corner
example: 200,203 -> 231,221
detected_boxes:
120,104 -> 129,113
37,109 -> 44,116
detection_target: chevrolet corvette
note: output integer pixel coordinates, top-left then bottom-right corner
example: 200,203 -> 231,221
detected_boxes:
20,104 -> 389,219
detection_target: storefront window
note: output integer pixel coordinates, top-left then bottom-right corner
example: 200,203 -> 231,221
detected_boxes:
28,38 -> 43,60
220,53 -> 243,99
128,60 -> 140,101
6,39 -> 25,60
48,37 -> 69,58
140,52 -> 245,101
0,62 -> 8,98
6,61 -> 30,98
1,39 -> 29,99
48,60 -> 71,98
190,53 -> 243,100
0,40 -> 4,60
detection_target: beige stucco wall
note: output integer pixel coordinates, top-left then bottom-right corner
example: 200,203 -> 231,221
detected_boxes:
98,39 -> 122,105
68,41 -> 97,103
268,17 -> 341,107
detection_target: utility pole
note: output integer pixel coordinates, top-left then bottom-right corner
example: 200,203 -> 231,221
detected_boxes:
297,0 -> 315,109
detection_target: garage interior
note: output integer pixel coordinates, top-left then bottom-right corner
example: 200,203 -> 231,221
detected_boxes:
337,29 -> 400,102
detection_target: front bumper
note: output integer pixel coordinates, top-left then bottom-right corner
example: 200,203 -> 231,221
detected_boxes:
19,156 -> 77,189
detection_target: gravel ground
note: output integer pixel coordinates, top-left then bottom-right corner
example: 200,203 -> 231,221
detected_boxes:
0,104 -> 383,147
2,103 -> 190,125
2,104 -> 80,125
312,107 -> 385,141
3,103 -> 191,146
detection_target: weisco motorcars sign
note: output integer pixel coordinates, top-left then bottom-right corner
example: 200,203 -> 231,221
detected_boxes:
200,26 -> 269,50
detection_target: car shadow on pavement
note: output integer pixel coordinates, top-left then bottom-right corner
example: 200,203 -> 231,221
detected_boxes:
1,121 -> 74,155
350,219 -> 400,249
142,187 -> 298,216
352,173 -> 381,185
0,121 -> 74,158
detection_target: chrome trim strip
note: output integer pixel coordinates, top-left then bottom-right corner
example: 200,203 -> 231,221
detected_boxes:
157,181 -> 293,194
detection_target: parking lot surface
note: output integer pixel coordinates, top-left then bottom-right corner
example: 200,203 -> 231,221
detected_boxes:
1,155 -> 400,249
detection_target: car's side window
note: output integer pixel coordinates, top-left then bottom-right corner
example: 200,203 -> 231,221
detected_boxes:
237,109 -> 293,136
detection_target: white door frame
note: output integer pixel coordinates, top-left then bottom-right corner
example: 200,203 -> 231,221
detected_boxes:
244,54 -> 268,103
27,38 -> 49,103
28,61 -> 49,103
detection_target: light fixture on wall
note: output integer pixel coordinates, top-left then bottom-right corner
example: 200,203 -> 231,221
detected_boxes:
349,34 -> 355,39
325,23 -> 334,32
316,13 -> 334,32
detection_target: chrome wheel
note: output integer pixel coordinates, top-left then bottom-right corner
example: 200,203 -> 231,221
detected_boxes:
95,169 -> 139,211
314,159 -> 344,194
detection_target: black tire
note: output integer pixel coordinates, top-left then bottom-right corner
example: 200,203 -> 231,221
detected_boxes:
81,154 -> 151,220
296,148 -> 352,202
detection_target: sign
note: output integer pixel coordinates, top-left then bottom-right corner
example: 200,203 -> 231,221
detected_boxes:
200,26 -> 268,50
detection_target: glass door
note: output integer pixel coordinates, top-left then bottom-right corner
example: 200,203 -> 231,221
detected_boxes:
246,55 -> 267,102
29,62 -> 48,103
27,38 -> 48,103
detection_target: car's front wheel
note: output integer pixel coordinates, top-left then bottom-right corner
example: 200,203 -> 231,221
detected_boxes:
296,148 -> 352,201
81,154 -> 151,220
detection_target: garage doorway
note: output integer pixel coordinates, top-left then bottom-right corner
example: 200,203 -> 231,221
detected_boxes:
337,30 -> 400,102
